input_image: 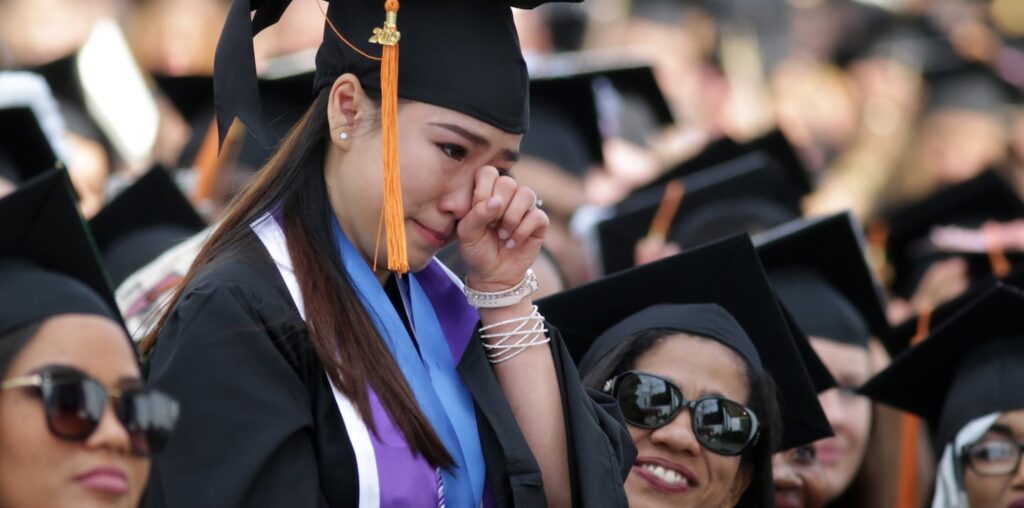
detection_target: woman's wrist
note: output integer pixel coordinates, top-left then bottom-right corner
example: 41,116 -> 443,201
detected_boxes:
464,269 -> 538,309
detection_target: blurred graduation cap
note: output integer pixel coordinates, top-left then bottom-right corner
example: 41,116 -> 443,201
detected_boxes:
0,169 -> 123,334
843,14 -> 961,74
529,53 -> 674,145
597,151 -> 801,275
860,284 -> 1024,451
890,260 -> 1024,357
925,62 -> 1021,117
537,234 -> 833,449
22,19 -> 160,167
641,130 -> 812,195
157,71 -> 317,172
755,212 -> 893,352
521,70 -> 603,177
89,167 -> 206,286
0,72 -> 71,186
876,170 -> 1024,299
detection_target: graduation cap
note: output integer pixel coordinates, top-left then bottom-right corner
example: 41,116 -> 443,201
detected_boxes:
0,169 -> 123,335
521,68 -> 603,177
878,170 -> 1024,298
537,234 -> 833,449
889,261 -> 1024,357
597,151 -> 801,275
641,130 -> 812,195
528,54 -> 675,145
755,212 -> 893,351
860,284 -> 1024,451
89,167 -> 206,286
843,14 -> 961,74
925,62 -> 1021,117
22,19 -> 160,166
159,72 -> 316,171
0,72 -> 71,186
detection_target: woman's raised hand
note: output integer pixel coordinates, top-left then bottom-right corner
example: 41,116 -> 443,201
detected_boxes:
457,166 -> 548,292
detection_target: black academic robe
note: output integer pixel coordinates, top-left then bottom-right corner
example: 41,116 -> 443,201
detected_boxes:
143,232 -> 634,507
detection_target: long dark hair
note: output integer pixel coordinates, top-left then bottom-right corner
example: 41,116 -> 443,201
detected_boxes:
141,89 -> 454,468
582,328 -> 781,508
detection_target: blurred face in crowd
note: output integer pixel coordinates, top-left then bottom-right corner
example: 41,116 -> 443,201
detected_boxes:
0,315 -> 149,508
918,109 -> 1008,187
809,337 -> 873,501
962,409 -> 1024,508
774,445 -> 829,508
625,334 -> 753,508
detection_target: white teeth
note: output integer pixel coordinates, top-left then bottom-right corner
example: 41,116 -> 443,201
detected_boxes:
641,464 -> 689,486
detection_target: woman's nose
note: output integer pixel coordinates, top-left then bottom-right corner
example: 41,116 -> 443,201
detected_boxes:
773,455 -> 802,490
649,411 -> 702,456
83,401 -> 132,455
438,180 -> 473,220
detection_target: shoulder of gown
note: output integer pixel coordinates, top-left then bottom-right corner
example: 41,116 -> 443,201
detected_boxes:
143,234 -> 354,508
459,322 -> 636,508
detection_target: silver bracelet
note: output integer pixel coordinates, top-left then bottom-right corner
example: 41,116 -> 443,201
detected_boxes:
464,269 -> 538,308
479,306 -> 550,364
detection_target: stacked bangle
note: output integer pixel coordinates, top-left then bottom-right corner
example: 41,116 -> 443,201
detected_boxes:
464,269 -> 538,309
479,305 -> 550,364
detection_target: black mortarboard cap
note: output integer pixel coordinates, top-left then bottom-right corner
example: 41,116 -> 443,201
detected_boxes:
89,167 -> 206,286
160,72 -> 317,171
880,170 -> 1024,298
890,261 -> 1024,357
0,107 -> 62,186
216,0 -> 580,149
0,169 -> 123,335
860,284 -> 1024,451
755,212 -> 892,350
640,130 -> 812,196
845,14 -> 961,74
925,63 -> 1020,116
597,151 -> 800,275
529,54 -> 675,145
537,234 -> 833,449
521,69 -> 603,177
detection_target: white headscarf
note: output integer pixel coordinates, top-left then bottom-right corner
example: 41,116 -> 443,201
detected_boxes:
932,412 -> 1001,508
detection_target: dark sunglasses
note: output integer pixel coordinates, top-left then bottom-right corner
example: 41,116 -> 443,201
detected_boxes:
1,369 -> 179,457
603,371 -> 760,456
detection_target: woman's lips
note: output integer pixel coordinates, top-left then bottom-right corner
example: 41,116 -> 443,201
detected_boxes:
411,220 -> 450,248
76,467 -> 129,495
632,456 -> 698,494
1008,498 -> 1024,508
775,492 -> 803,508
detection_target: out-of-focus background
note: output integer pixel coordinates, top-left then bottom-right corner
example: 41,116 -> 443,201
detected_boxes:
2,0 -> 1023,330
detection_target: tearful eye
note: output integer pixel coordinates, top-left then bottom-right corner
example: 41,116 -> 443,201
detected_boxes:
437,143 -> 468,161
496,168 -> 513,178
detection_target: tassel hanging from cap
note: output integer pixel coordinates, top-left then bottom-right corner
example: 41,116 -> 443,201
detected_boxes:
369,0 -> 407,273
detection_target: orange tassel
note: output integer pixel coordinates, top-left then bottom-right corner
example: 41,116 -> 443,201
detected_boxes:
370,0 -> 407,273
894,307 -> 932,508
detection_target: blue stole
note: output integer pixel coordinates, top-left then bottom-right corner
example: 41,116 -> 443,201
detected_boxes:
332,219 -> 485,506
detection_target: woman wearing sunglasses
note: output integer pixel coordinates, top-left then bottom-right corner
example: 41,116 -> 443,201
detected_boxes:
861,284 -> 1024,508
0,170 -> 179,508
539,235 -> 834,508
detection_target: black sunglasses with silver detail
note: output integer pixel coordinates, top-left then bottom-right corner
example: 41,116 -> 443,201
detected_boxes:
604,370 -> 761,456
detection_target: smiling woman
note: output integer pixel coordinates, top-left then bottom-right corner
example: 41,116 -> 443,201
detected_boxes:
539,235 -> 835,508
137,0 -> 633,507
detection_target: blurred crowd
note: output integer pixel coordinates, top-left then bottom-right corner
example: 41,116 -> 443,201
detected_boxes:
3,0 -> 1024,506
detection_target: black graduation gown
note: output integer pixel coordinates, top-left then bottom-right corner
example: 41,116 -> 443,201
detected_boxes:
143,231 -> 634,508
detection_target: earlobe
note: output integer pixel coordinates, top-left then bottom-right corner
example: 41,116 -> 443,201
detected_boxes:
327,73 -> 364,148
